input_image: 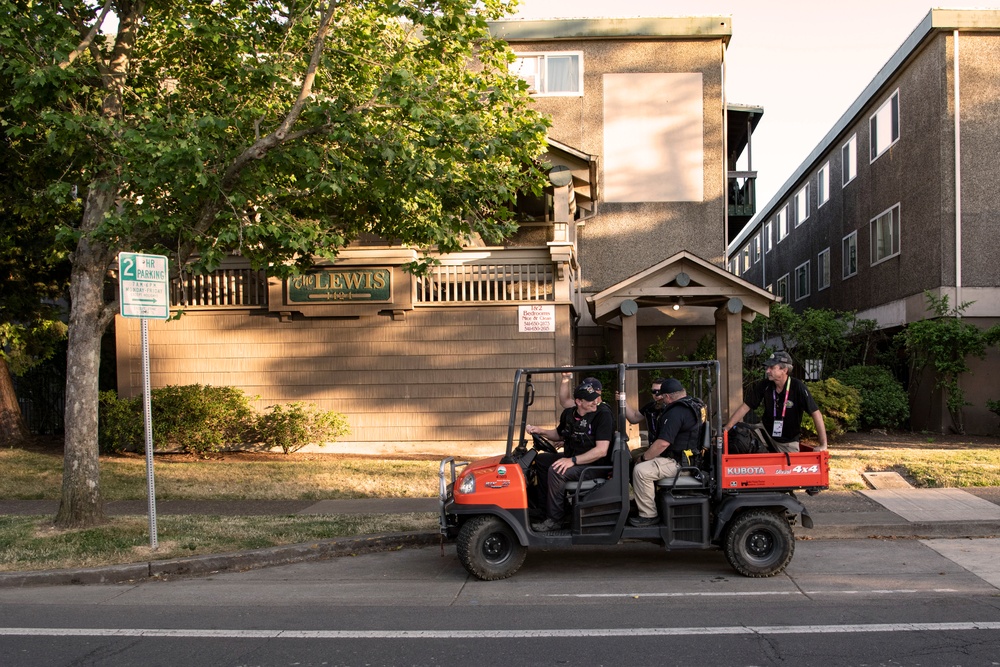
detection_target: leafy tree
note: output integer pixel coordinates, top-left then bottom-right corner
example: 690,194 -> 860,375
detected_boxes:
1,0 -> 548,526
898,292 -> 1000,434
742,303 -> 880,385
0,96 -> 73,446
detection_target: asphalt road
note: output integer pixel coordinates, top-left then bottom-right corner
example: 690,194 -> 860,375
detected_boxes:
2,538 -> 1000,666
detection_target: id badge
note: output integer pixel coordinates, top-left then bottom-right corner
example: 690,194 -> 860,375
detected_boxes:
771,421 -> 784,438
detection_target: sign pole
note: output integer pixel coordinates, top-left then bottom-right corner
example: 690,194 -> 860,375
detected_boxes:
141,318 -> 158,550
118,252 -> 169,551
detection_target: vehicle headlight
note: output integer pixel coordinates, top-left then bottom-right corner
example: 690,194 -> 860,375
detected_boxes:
458,473 -> 476,495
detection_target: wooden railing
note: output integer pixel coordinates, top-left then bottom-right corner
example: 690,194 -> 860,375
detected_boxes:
416,263 -> 554,303
171,268 -> 269,307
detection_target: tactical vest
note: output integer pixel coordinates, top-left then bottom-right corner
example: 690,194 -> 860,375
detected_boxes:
662,396 -> 706,457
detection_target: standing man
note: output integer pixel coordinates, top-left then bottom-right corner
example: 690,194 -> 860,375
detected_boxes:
526,379 -> 614,532
629,378 -> 705,527
724,351 -> 828,453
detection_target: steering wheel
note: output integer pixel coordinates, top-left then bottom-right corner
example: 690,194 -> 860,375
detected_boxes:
531,433 -> 558,454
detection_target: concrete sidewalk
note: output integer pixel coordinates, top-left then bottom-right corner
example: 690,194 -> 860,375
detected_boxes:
2,487 -> 999,588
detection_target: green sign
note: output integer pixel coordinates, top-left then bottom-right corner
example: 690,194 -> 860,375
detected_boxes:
119,252 -> 170,320
288,268 -> 391,304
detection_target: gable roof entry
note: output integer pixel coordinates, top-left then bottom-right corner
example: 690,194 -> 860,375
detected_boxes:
587,250 -> 776,324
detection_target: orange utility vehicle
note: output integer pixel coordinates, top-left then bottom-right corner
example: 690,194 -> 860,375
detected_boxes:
439,361 -> 828,580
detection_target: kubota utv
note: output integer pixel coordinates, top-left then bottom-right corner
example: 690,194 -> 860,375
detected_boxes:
439,361 -> 829,580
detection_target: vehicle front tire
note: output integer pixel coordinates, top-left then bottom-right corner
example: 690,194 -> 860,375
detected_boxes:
456,515 -> 527,581
723,510 -> 794,577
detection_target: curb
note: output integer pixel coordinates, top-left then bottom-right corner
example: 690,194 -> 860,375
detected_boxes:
802,520 -> 1000,541
0,531 -> 439,589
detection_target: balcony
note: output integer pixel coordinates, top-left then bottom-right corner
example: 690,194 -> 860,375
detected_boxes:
728,171 -> 757,218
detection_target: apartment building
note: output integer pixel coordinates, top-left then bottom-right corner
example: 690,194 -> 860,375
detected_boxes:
727,9 -> 1000,434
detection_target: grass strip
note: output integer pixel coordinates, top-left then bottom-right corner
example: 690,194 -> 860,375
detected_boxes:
0,513 -> 438,573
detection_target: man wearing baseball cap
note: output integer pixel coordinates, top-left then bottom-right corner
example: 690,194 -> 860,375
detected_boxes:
724,350 -> 828,453
525,379 -> 614,532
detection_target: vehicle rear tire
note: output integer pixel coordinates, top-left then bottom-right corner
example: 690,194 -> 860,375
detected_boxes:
723,510 -> 794,578
456,515 -> 527,581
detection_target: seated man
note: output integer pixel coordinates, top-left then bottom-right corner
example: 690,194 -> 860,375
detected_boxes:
621,377 -> 668,464
629,378 -> 705,527
525,379 -> 614,532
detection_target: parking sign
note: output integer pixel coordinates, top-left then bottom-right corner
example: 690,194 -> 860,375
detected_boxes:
119,252 -> 170,320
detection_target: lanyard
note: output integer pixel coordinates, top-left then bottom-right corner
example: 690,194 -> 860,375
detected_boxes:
773,378 -> 791,419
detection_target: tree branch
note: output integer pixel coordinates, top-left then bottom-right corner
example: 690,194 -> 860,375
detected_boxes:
182,0 -> 341,263
59,0 -> 114,70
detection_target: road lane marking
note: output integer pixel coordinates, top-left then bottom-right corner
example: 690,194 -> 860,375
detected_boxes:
2,622 -> 1000,639
544,589 -> 958,598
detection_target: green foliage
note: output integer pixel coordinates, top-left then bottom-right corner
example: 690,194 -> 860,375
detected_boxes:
99,385 -> 349,455
256,402 -> 350,455
742,303 -> 880,387
833,365 -> 910,430
801,378 -> 861,438
98,392 -> 143,455
639,330 -> 677,389
987,400 -> 1000,420
150,385 -> 258,455
897,292 -> 1000,434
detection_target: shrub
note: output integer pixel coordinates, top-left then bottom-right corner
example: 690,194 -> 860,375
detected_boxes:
100,385 -> 256,455
833,365 -> 910,430
98,391 -> 142,454
988,400 -> 1000,420
255,403 -> 351,454
801,378 -> 861,438
150,384 -> 258,455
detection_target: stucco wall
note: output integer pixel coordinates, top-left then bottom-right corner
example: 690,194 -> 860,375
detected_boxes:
509,38 -> 728,291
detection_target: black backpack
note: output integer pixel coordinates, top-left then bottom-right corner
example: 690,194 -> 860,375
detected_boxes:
727,422 -> 776,454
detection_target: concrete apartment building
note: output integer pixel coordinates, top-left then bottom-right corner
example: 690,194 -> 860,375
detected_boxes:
116,17 -> 771,451
727,9 -> 1000,434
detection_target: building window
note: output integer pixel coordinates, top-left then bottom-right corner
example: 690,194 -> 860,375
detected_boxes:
870,89 -> 900,162
870,204 -> 901,265
805,359 -> 823,381
842,231 -> 858,278
794,184 -> 809,226
817,248 -> 831,291
728,258 -> 737,276
765,283 -> 773,293
776,274 -> 789,302
776,206 -> 789,242
752,234 -> 761,264
510,52 -> 583,96
741,245 -> 750,273
817,162 -> 830,208
764,222 -> 773,253
794,261 -> 811,301
842,134 -> 857,186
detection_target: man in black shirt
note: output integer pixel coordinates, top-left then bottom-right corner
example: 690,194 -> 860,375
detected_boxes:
526,380 -> 614,532
629,378 -> 705,526
622,377 -> 668,461
724,351 -> 828,453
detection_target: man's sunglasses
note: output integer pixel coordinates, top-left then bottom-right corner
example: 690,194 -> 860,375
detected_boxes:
651,389 -> 663,395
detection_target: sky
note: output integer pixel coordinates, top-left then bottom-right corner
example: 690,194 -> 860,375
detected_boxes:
507,0 -> 998,210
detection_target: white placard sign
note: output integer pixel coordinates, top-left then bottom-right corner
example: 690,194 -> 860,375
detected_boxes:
518,305 -> 556,333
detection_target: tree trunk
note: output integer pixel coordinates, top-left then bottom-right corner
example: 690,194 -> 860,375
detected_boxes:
55,191 -> 116,528
0,355 -> 29,447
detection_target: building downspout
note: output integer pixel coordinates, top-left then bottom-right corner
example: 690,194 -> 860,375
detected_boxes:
953,30 -> 963,312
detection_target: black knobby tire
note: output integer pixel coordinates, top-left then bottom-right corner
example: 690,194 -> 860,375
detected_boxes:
456,515 -> 527,581
723,510 -> 795,578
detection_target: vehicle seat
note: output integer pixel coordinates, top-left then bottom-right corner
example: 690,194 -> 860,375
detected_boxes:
564,434 -> 621,494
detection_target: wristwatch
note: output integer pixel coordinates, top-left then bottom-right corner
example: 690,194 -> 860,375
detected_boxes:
571,456 -> 577,465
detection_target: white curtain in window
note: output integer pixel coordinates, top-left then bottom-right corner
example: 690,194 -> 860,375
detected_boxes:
545,55 -> 579,93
